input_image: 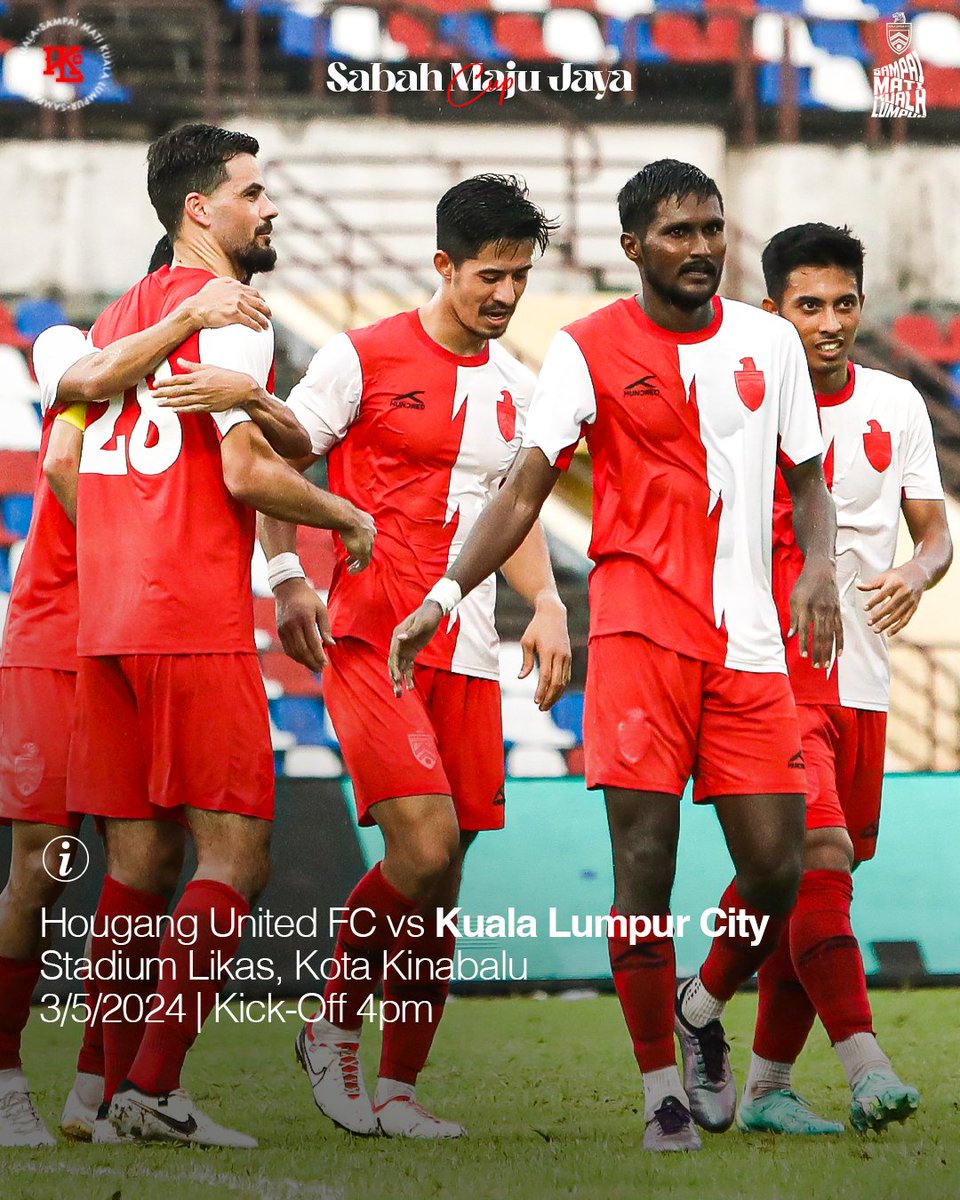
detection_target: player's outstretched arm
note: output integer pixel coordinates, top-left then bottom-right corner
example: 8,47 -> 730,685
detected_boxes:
259,510 -> 336,672
389,447 -> 560,695
152,360 -> 311,460
42,413 -> 84,525
782,454 -> 843,668
56,278 -> 270,405
857,499 -> 953,637
500,523 -> 571,711
222,423 -> 375,570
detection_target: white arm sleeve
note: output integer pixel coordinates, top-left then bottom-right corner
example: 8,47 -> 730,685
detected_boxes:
901,387 -> 945,500
197,322 -> 275,437
32,325 -> 92,414
285,333 -> 363,457
777,322 -> 823,468
521,331 -> 597,468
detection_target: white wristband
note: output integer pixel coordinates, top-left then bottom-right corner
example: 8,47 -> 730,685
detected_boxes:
267,552 -> 306,592
424,577 -> 462,616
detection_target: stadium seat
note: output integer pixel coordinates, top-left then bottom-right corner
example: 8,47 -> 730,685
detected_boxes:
225,0 -> 289,14
7,539 -> 24,582
279,10 -> 331,59
499,640 -> 537,697
282,745 -> 343,777
762,0 -> 804,11
493,14 -> 554,61
387,13 -> 452,59
596,0 -> 653,14
809,56 -> 873,111
0,450 -> 38,495
506,745 -> 567,777
77,52 -> 131,103
14,298 -> 67,343
551,691 -> 585,743
491,0 -> 549,12
923,65 -> 960,110
808,21 -> 869,63
604,17 -> 667,62
251,543 -> 272,596
329,6 -> 406,60
260,650 -> 324,697
949,364 -> 960,408
0,547 -> 11,592
944,315 -> 960,361
803,0 -> 879,15
270,695 -> 336,746
757,63 -> 823,107
0,400 -> 41,451
890,314 -> 953,363
0,345 -> 39,402
543,10 -> 606,63
753,14 -> 820,65
655,0 -> 704,10
253,595 -> 278,645
439,12 -> 506,59
912,13 -> 960,69
652,15 -> 718,63
502,696 -> 575,749
0,302 -> 29,349
565,745 -> 585,775
0,494 -> 32,540
270,719 -> 295,751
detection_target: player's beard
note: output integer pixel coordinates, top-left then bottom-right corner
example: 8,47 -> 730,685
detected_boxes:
235,239 -> 277,281
644,259 -> 721,313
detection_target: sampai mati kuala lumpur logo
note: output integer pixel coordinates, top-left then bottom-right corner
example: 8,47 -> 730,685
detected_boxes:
15,16 -> 114,110
871,11 -> 926,119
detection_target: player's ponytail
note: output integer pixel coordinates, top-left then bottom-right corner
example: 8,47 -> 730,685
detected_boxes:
148,234 -> 174,273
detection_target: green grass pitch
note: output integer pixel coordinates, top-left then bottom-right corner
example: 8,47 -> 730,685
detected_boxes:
1,990 -> 957,1200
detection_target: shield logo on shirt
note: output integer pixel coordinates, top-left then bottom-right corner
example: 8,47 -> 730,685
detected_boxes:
734,358 -> 765,411
408,732 -> 438,770
14,743 -> 44,797
863,420 -> 892,472
497,389 -> 517,442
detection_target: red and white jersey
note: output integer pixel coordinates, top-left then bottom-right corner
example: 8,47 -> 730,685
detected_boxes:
1,325 -> 88,672
78,265 -> 275,656
287,309 -> 536,679
773,363 -> 944,711
523,295 -> 822,673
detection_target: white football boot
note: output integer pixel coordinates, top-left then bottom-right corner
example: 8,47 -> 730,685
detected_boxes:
109,1085 -> 258,1148
295,1023 -> 377,1135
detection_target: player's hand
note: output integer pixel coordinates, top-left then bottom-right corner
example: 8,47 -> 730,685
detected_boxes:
153,360 -> 257,413
275,578 -> 335,672
858,562 -> 926,637
388,602 -> 443,696
789,555 -> 843,668
518,593 -> 571,711
181,277 -> 270,332
337,507 -> 376,573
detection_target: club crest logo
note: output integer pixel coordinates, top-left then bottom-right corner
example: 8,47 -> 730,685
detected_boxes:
14,743 -> 44,797
886,11 -> 912,56
863,420 -> 892,473
497,389 -> 516,442
734,357 -> 765,411
408,732 -> 438,770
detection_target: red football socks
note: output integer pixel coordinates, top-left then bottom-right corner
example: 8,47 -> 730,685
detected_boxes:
127,879 -> 248,1097
608,909 -> 677,1072
321,863 -> 418,1032
0,956 -> 42,1071
379,903 -> 456,1085
753,924 -> 817,1064
700,880 -> 785,1002
90,875 -> 168,1101
789,868 -> 873,1044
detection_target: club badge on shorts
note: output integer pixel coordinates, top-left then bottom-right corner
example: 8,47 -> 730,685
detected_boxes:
734,358 -> 765,412
408,732 -> 438,770
14,742 -> 44,797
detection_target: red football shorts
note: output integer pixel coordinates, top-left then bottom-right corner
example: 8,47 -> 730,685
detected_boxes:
797,703 -> 886,863
0,666 -> 80,829
584,632 -> 805,801
67,653 -> 274,822
323,637 -> 505,831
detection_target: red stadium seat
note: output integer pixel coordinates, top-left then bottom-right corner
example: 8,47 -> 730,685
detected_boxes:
0,451 -> 39,496
253,595 -> 278,644
704,15 -> 745,61
652,15 -> 718,63
0,302 -> 29,350
945,316 -> 960,362
493,14 -> 554,61
260,650 -> 324,698
890,314 -> 954,364
552,0 -> 598,10
704,0 -> 755,9
386,12 -> 453,58
922,65 -> 960,110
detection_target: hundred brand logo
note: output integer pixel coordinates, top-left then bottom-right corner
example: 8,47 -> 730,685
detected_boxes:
17,16 -> 114,110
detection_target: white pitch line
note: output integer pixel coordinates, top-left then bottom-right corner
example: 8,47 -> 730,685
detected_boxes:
0,1160 -> 342,1200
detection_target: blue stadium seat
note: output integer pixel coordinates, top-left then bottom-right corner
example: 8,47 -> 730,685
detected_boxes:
1,494 -> 33,540
808,20 -> 869,62
77,52 -> 131,102
0,550 -> 11,594
949,364 -> 960,408
654,0 -> 704,11
15,298 -> 67,343
226,0 -> 290,15
551,691 -> 585,744
763,0 -> 803,11
604,17 -> 668,63
439,13 -> 505,60
279,10 -> 331,59
757,62 -> 823,107
270,696 -> 336,747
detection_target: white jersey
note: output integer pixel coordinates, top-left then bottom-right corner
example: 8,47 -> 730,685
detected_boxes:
774,363 -> 944,711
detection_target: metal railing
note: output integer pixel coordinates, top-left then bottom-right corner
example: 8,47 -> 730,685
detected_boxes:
888,641 -> 960,771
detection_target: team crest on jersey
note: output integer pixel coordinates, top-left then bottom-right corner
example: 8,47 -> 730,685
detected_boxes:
734,357 -> 765,411
497,389 -> 517,442
863,420 -> 892,472
14,743 -> 44,797
408,732 -> 438,770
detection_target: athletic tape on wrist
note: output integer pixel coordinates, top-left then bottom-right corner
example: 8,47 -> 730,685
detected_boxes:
424,577 -> 462,616
267,552 -> 306,591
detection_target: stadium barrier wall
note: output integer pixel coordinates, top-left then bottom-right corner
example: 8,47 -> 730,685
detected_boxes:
3,773 -> 957,1001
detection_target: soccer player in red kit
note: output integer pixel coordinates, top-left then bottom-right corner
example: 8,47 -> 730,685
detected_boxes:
737,224 -> 952,1136
158,175 -> 571,1138
390,160 -> 843,1151
65,123 -> 375,1148
0,276 -> 275,1147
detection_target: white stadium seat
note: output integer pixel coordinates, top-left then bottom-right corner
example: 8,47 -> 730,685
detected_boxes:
251,543 -> 272,597
0,401 -> 41,452
7,541 -> 25,587
499,640 -> 538,697
0,345 -> 41,404
502,695 -> 575,749
803,0 -> 878,18
543,10 -> 607,65
596,0 -> 654,16
270,720 -> 295,751
912,13 -> 960,69
283,745 -> 343,777
810,57 -> 873,112
491,0 -> 548,12
753,14 -> 820,66
506,745 -> 567,778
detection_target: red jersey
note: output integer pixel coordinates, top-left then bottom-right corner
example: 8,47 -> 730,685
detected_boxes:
287,310 -> 536,678
1,326 -> 89,672
523,296 -> 823,672
78,265 -> 275,656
